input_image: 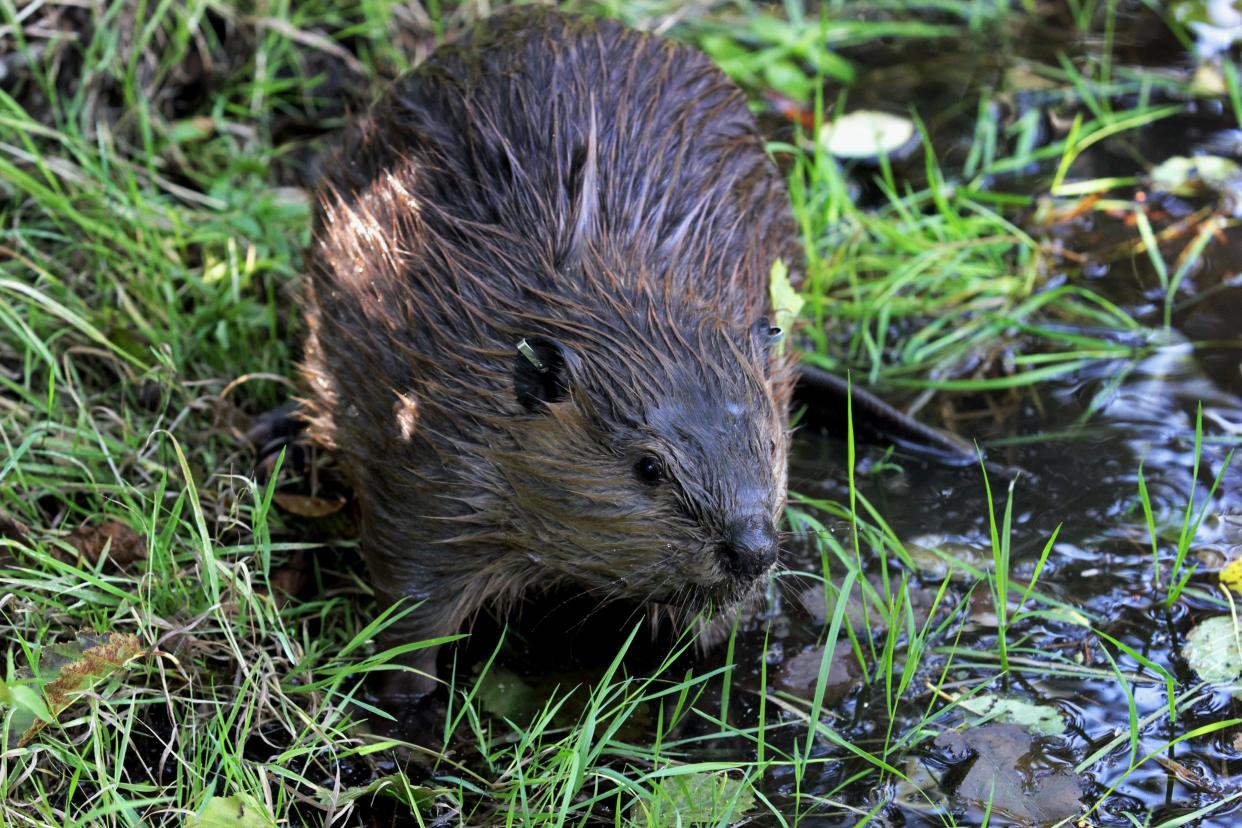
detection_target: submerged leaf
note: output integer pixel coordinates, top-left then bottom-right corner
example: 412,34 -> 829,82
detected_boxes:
475,667 -> 540,721
932,725 -> 1084,824
1185,615 -> 1242,685
639,771 -> 755,826
778,642 -> 861,706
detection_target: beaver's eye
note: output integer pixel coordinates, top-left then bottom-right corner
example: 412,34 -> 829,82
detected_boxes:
634,455 -> 663,486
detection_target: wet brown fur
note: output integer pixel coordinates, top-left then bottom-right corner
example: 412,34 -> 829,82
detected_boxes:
301,9 -> 801,687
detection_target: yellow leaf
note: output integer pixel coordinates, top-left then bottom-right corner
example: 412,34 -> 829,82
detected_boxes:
768,258 -> 802,357
1221,558 -> 1242,595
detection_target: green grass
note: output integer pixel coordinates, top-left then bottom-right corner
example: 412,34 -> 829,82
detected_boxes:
3,0 -> 1242,825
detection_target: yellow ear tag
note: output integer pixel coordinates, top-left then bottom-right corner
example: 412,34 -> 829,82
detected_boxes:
1221,557 -> 1242,595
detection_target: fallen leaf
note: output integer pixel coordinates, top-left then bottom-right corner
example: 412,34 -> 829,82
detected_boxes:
269,549 -> 309,605
63,521 -> 147,567
19,632 -> 144,746
0,510 -> 32,546
1184,615 -> 1242,685
957,693 -> 1067,737
1148,155 -> 1242,213
1191,62 -> 1228,95
328,773 -> 442,813
1221,557 -> 1242,595
273,492 -> 346,518
932,724 -> 1085,824
189,794 -> 276,828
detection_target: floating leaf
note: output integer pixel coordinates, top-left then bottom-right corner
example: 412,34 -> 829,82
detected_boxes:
639,772 -> 755,826
1221,557 -> 1242,595
19,632 -> 143,746
957,693 -> 1066,736
818,110 -> 916,159
189,794 -> 276,828
1184,615 -> 1242,685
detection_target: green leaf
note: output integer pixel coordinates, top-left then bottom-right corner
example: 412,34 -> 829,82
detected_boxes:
958,693 -> 1067,736
1185,616 -> 1242,685
328,774 -> 442,812
762,60 -> 814,101
189,794 -> 276,828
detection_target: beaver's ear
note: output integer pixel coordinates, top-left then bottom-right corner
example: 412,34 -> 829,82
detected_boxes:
514,336 -> 574,411
751,318 -> 783,354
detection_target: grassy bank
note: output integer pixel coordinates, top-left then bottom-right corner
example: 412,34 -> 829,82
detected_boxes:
3,1 -> 1241,825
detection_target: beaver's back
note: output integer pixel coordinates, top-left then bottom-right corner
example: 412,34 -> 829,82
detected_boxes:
313,9 -> 794,324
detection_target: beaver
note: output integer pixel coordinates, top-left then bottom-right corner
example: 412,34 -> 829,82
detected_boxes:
298,8 -> 971,694
301,8 -> 795,690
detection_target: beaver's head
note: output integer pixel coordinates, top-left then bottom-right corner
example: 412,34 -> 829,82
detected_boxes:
491,306 -> 791,610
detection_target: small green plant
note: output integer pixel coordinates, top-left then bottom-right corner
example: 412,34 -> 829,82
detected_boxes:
1138,404 -> 1237,609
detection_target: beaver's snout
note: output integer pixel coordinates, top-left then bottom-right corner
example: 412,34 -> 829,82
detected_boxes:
718,516 -> 780,579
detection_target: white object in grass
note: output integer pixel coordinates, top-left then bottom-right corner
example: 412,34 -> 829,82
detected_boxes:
818,110 -> 915,159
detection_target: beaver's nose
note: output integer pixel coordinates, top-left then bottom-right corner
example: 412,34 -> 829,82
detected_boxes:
719,515 -> 779,578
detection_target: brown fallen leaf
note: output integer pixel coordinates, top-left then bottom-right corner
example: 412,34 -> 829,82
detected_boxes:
777,642 -> 861,706
932,724 -> 1085,825
273,492 -> 346,518
0,510 -> 32,546
20,632 -> 144,746
268,549 -> 309,605
63,521 -> 147,567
